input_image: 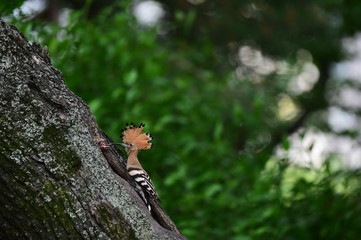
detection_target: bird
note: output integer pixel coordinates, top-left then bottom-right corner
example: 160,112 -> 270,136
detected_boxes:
99,123 -> 158,211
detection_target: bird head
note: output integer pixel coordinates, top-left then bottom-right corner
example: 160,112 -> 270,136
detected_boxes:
121,123 -> 152,154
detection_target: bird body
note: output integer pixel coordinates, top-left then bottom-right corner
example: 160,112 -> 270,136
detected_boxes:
121,123 -> 158,211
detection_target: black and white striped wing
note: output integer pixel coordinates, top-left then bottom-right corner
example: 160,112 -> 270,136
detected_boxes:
128,167 -> 159,211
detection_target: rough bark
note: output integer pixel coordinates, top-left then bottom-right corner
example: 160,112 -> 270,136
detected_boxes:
0,19 -> 185,240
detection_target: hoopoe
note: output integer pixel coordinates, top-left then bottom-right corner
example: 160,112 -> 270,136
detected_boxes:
100,123 -> 158,211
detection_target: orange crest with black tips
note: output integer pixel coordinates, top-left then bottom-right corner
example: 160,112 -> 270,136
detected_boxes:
122,123 -> 152,149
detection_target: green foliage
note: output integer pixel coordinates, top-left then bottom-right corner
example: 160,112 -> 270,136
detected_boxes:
7,0 -> 361,239
0,0 -> 24,16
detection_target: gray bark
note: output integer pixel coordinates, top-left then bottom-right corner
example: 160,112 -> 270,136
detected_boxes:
0,19 -> 185,240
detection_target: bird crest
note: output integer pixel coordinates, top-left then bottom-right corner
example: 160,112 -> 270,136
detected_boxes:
122,123 -> 152,149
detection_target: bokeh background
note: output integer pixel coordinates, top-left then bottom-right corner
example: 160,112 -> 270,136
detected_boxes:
3,0 -> 361,239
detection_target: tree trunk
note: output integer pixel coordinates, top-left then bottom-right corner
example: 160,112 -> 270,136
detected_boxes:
0,19 -> 185,240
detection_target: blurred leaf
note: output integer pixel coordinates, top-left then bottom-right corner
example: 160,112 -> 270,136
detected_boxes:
282,136 -> 290,150
213,121 -> 223,140
88,98 -> 102,114
124,69 -> 138,86
204,183 -> 222,199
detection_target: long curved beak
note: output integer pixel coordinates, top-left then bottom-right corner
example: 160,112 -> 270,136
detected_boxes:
110,143 -> 129,147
